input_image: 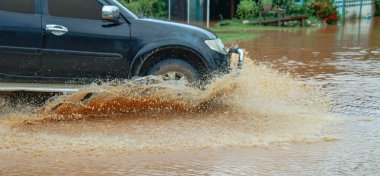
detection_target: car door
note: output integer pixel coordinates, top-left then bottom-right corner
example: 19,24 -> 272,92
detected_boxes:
41,0 -> 131,80
0,0 -> 42,79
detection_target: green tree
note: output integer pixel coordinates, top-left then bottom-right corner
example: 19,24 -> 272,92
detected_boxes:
376,0 -> 380,16
237,0 -> 260,19
261,0 -> 272,6
118,0 -> 167,18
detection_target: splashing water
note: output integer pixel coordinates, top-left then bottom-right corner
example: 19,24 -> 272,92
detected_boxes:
0,56 -> 339,153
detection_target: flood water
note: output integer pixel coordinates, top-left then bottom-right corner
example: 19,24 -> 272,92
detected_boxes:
1,18 -> 380,175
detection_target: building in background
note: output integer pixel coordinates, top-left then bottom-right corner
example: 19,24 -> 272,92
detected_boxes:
169,0 -> 239,26
292,0 -> 374,19
165,0 -> 375,27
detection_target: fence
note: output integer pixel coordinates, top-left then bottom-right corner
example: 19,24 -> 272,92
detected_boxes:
334,0 -> 375,18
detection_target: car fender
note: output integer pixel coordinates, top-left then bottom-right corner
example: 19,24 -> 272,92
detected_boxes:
129,37 -> 213,77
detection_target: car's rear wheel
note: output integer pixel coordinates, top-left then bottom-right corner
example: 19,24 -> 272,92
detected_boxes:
148,59 -> 200,83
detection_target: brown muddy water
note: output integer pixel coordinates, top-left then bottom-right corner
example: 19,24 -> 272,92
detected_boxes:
1,18 -> 380,175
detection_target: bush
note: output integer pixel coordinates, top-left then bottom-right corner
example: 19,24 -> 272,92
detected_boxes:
119,0 -> 167,18
286,3 -> 307,15
270,0 -> 306,16
261,0 -> 272,6
308,0 -> 340,24
237,0 -> 260,19
376,0 -> 380,16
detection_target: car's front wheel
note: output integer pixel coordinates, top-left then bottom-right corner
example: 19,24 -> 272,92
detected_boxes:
148,59 -> 200,83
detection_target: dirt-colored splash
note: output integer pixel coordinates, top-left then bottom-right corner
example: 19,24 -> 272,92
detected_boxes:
0,57 -> 339,154
2,18 -> 379,176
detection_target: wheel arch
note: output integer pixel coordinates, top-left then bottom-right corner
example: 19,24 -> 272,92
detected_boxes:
129,42 -> 212,78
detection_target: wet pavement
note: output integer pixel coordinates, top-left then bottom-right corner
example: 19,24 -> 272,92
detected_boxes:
1,18 -> 380,175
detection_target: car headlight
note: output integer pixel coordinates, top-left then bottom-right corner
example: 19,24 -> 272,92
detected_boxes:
205,38 -> 226,54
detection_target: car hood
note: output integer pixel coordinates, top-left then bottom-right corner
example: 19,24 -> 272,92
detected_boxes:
137,18 -> 217,40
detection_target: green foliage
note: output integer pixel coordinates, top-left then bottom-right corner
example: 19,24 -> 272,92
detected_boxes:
118,0 -> 167,18
270,0 -> 306,16
237,0 -> 260,19
261,0 -> 273,5
376,0 -> 380,16
271,0 -> 293,9
285,3 -> 307,15
308,0 -> 340,24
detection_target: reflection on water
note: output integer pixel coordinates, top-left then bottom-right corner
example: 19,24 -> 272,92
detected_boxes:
1,18 -> 380,175
236,18 -> 380,175
241,18 -> 379,116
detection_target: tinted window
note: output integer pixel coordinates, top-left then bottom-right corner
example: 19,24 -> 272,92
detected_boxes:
48,0 -> 103,20
0,0 -> 35,14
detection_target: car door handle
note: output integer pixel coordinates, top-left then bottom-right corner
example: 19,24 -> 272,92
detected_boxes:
45,24 -> 68,36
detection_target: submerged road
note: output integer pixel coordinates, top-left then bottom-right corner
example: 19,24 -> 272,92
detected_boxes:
1,18 -> 380,175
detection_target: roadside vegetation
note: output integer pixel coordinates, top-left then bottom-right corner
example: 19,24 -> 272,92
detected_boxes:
210,21 -> 292,32
376,0 -> 380,16
234,0 -> 339,26
213,0 -> 340,42
217,33 -> 258,43
307,0 -> 339,24
210,20 -> 299,42
118,0 -> 167,18
116,0 -> 344,42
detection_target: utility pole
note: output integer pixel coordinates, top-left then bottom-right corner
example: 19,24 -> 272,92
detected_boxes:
187,0 -> 190,24
168,0 -> 171,20
207,0 -> 210,28
342,0 -> 346,19
359,0 -> 364,18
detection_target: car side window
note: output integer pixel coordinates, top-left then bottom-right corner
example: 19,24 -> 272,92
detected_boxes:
0,0 -> 35,14
48,0 -> 103,20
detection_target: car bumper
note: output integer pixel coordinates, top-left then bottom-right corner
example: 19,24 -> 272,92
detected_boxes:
228,47 -> 245,70
207,47 -> 245,76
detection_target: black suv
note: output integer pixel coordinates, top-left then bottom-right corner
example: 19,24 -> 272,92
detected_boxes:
0,0 -> 244,92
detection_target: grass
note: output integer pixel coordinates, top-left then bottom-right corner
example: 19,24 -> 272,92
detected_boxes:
216,32 -> 258,43
209,19 -> 300,33
209,19 -> 303,42
211,23 -> 285,32
210,20 -> 273,42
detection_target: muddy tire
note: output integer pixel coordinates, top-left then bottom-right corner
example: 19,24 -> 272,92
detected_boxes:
148,59 -> 200,83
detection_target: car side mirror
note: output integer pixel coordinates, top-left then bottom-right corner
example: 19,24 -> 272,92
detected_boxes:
102,5 -> 120,22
